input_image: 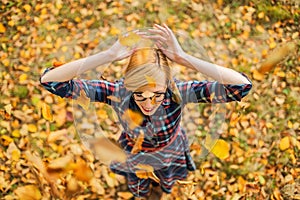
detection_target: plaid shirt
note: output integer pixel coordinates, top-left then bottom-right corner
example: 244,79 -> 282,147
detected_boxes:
40,67 -> 252,151
40,67 -> 252,195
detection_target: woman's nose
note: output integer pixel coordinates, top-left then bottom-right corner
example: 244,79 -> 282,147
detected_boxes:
143,98 -> 153,107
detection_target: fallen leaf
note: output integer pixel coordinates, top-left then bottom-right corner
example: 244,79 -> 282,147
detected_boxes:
117,191 -> 134,199
41,102 -> 53,121
47,155 -> 73,170
14,185 -> 42,200
279,136 -> 290,151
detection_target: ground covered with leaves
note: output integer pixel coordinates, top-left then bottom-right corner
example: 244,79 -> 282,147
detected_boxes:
0,0 -> 299,199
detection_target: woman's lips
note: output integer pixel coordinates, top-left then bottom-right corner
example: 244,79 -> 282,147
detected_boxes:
141,106 -> 153,112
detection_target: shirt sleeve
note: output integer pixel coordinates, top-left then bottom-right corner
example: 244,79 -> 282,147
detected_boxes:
40,68 -> 121,104
177,73 -> 252,104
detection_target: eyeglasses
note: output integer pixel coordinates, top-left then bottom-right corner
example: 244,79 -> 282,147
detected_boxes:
133,91 -> 166,103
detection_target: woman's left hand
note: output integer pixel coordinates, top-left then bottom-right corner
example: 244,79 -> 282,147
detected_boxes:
139,24 -> 186,63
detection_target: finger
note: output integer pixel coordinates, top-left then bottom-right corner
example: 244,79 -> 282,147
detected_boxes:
162,23 -> 173,37
155,24 -> 170,37
142,35 -> 167,43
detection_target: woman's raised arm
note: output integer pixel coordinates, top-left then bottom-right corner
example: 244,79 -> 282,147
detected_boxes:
41,40 -> 133,83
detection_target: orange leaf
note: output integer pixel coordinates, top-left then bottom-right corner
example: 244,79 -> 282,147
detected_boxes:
145,75 -> 156,88
131,130 -> 144,154
53,61 -> 65,68
122,109 -> 143,130
258,42 -> 296,74
73,159 -> 94,182
135,164 -> 160,183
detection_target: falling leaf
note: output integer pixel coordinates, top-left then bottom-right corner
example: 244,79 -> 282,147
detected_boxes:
75,90 -> 90,110
107,95 -> 121,103
131,130 -> 145,154
122,109 -> 143,130
90,136 -> 127,164
145,75 -> 156,88
135,164 -> 160,183
279,136 -> 290,151
211,139 -> 230,160
258,42 -> 297,74
73,159 -> 94,182
41,102 -> 53,121
119,31 -> 141,47
205,135 -> 230,159
14,185 -> 42,200
53,61 -> 65,68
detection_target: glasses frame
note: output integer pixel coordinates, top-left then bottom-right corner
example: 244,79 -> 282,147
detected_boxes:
132,91 -> 166,103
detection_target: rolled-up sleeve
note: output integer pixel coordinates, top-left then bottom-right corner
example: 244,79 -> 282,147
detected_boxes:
177,73 -> 252,104
40,68 -> 121,104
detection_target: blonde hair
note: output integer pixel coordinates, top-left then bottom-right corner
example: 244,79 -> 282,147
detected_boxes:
124,48 -> 182,103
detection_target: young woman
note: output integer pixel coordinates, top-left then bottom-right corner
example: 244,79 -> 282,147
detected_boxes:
40,24 -> 252,199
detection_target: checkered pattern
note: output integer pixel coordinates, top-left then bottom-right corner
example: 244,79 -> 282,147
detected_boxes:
40,67 -> 252,196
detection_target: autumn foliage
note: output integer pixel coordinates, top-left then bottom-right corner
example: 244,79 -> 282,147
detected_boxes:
0,0 -> 299,199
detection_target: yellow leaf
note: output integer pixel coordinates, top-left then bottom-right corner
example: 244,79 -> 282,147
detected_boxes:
28,124 -> 37,133
75,90 -> 90,110
279,136 -> 290,151
2,58 -> 10,67
256,25 -> 265,33
1,135 -> 13,146
122,109 -> 143,130
11,149 -> 21,161
252,69 -> 264,81
144,75 -> 156,88
41,102 -> 53,121
131,130 -> 144,154
119,32 -> 141,47
23,4 -> 32,13
15,185 -> 42,200
210,139 -> 230,159
19,74 -> 28,83
0,23 -> 6,33
110,27 -> 121,35
97,109 -> 108,120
